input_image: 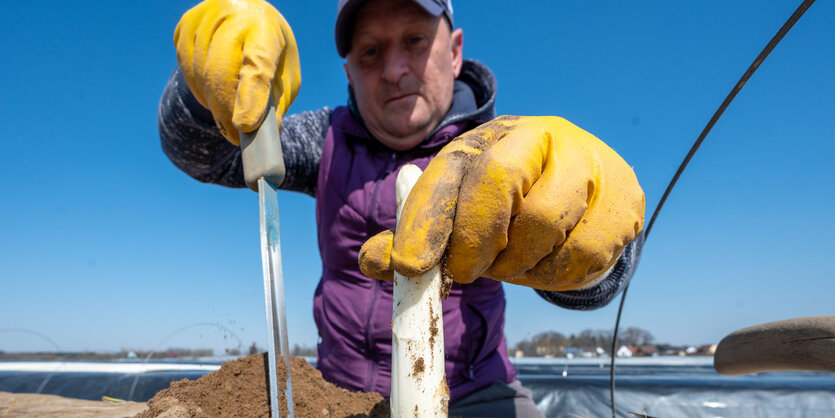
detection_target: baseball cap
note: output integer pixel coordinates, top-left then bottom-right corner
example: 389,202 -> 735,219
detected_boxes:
335,0 -> 454,57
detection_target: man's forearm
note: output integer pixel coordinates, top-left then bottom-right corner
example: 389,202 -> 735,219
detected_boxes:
158,67 -> 331,196
158,68 -> 247,188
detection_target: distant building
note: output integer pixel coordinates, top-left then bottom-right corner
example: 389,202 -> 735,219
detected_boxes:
535,346 -> 560,356
660,345 -> 693,356
562,347 -> 580,357
638,345 -> 659,357
659,346 -> 679,356
560,347 -> 608,358
697,344 -> 718,355
616,345 -> 632,358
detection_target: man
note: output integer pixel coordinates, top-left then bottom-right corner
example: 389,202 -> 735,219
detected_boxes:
160,0 -> 645,415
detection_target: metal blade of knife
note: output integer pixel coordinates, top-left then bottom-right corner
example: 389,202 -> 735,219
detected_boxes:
239,96 -> 294,418
258,177 -> 294,417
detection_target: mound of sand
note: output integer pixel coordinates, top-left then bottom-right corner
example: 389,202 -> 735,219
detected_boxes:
136,353 -> 389,417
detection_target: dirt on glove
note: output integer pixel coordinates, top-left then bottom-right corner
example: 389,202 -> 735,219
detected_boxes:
136,353 -> 389,417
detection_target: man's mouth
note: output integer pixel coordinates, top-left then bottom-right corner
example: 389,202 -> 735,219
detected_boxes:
386,93 -> 417,104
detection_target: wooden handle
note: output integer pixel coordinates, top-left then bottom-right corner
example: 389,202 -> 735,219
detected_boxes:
714,315 -> 835,375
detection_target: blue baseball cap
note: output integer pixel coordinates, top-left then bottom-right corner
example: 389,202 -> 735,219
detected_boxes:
335,0 -> 454,57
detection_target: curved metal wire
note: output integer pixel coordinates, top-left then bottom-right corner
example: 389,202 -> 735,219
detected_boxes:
0,328 -> 63,394
608,1 -> 817,416
127,322 -> 243,401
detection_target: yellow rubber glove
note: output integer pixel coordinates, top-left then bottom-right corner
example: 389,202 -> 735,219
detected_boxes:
359,116 -> 645,291
174,0 -> 301,144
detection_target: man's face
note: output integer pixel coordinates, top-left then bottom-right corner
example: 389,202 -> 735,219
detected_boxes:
344,0 -> 463,151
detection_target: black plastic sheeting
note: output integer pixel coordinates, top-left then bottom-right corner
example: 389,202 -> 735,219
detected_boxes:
531,383 -> 835,417
515,361 -> 835,417
1,360 -> 834,417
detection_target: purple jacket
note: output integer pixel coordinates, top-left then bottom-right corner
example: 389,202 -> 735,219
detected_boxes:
314,108 -> 515,402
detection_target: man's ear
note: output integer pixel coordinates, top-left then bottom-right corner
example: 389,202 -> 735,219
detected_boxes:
451,28 -> 464,78
343,62 -> 353,87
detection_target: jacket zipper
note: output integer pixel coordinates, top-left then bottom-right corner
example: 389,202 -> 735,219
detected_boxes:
364,152 -> 398,392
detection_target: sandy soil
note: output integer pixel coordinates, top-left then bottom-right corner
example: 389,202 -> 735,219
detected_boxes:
137,353 -> 388,417
0,391 -> 148,417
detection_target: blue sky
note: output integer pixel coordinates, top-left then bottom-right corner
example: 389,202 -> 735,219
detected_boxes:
1,0 -> 833,355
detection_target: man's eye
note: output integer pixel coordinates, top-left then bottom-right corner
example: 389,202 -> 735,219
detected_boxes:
362,47 -> 379,57
408,36 -> 424,45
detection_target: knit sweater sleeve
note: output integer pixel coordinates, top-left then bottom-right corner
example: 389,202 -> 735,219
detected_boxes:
157,67 -> 330,197
535,234 -> 644,310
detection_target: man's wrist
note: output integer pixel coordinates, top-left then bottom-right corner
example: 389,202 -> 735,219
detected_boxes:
174,66 -> 216,126
535,233 -> 644,311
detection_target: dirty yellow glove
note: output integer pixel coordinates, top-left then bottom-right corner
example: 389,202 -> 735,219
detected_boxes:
359,116 -> 645,291
174,0 -> 301,144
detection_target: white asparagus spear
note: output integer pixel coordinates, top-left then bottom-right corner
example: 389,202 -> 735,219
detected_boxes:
391,164 -> 449,418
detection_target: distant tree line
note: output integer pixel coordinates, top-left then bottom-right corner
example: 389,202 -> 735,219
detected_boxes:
291,344 -> 317,356
512,327 -> 655,356
127,348 -> 218,358
0,351 -> 119,361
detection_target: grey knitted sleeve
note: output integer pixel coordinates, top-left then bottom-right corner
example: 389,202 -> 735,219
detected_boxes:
535,234 -> 644,310
158,67 -> 330,197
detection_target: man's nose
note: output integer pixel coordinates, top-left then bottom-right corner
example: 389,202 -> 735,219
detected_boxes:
381,49 -> 410,84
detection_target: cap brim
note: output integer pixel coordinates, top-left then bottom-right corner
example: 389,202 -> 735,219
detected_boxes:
412,0 -> 445,17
